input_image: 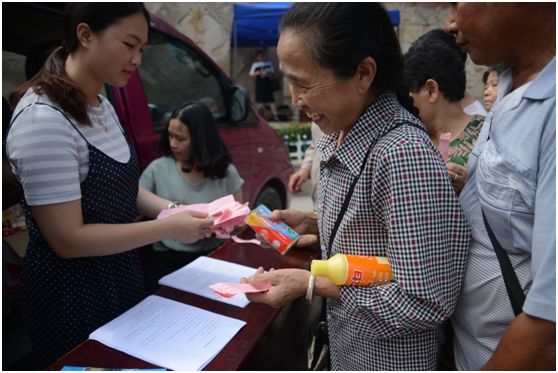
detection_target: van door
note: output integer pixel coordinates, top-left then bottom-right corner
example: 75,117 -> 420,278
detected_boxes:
122,29 -> 254,201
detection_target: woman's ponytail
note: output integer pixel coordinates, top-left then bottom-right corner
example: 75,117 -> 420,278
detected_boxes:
9,45 -> 91,124
9,3 -> 149,125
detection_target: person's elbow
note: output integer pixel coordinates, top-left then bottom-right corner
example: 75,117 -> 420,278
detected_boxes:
44,227 -> 91,259
233,188 -> 243,203
48,236 -> 83,259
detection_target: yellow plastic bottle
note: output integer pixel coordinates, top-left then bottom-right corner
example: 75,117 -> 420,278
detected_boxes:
311,254 -> 392,286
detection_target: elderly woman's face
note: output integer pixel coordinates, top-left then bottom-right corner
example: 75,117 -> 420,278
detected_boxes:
277,30 -> 370,135
483,71 -> 499,111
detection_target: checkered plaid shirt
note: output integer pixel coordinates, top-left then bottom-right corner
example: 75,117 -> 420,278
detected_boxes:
316,93 -> 470,370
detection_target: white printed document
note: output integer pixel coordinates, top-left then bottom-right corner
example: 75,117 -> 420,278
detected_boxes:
158,256 -> 258,308
89,295 -> 246,371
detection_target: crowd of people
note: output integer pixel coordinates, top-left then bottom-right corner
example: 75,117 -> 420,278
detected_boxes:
253,2 -> 555,371
4,2 -> 555,371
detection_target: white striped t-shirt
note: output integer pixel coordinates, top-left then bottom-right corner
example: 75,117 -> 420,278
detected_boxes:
7,89 -> 131,206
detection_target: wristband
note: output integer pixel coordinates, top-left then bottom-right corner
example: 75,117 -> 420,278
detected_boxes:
305,274 -> 316,304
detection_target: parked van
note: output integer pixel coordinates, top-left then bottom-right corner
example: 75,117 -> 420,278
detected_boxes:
2,3 -> 292,211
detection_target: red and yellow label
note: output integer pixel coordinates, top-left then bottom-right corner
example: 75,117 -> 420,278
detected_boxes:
346,255 -> 392,286
245,205 -> 299,255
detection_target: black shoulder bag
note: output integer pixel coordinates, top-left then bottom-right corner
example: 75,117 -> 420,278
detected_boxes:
482,211 -> 525,316
307,121 -> 425,370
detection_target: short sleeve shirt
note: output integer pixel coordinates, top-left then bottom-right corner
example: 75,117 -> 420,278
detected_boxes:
315,93 -> 470,370
139,157 -> 244,252
463,99 -> 488,117
453,58 -> 556,370
249,61 -> 275,76
448,115 -> 484,166
7,89 -> 130,205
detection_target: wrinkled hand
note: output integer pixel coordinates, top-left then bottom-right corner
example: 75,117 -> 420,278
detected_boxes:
269,209 -> 318,235
288,168 -> 311,194
167,210 -> 214,244
241,267 -> 310,308
447,163 -> 468,195
269,209 -> 319,249
294,234 -> 319,249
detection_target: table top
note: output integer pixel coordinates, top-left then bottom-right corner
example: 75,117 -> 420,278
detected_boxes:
47,240 -> 319,371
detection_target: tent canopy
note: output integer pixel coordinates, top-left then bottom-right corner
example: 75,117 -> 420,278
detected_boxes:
232,3 -> 400,47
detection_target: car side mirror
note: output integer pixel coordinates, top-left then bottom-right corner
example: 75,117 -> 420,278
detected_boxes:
230,86 -> 250,123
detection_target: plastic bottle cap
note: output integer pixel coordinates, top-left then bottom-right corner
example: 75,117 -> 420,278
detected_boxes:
310,259 -> 327,276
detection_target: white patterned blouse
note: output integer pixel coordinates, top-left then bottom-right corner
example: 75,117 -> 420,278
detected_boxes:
315,92 -> 470,370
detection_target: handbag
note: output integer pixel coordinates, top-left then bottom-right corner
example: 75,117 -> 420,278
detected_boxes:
307,300 -> 330,370
306,121 -> 426,370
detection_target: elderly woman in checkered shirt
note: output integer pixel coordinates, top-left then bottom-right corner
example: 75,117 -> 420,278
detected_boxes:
244,3 -> 471,371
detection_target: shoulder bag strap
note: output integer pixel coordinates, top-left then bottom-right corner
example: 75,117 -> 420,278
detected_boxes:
326,121 -> 426,257
10,102 -> 88,142
316,120 -> 427,365
482,210 -> 526,316
325,143 -> 373,257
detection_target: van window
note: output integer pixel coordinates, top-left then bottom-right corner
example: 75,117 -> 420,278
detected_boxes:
3,51 -> 27,98
139,30 -> 226,133
2,49 -> 107,101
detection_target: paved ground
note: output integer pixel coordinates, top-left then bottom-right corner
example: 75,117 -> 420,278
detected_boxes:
289,192 -> 314,211
286,159 -> 315,212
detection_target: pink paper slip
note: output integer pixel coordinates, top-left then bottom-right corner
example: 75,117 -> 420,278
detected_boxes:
231,235 -> 262,246
157,195 -> 250,239
439,132 -> 452,163
209,282 -> 272,299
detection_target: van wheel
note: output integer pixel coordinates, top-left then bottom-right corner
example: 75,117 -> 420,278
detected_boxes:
253,186 -> 283,211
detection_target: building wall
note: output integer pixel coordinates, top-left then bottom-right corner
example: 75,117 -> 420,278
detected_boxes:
385,2 -> 487,101
145,3 -> 234,74
146,3 -> 487,113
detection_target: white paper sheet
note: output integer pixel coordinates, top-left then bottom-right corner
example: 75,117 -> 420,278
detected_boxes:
158,256 -> 258,308
89,295 -> 246,371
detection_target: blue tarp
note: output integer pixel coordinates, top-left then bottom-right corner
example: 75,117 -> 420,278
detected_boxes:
232,3 -> 400,47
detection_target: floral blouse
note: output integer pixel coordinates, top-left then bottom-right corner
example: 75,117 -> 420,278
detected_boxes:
448,115 -> 485,166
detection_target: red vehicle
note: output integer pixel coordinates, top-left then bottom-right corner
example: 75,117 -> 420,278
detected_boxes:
3,3 -> 292,210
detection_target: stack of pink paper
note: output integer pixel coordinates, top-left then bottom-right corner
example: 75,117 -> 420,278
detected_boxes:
157,195 -> 251,239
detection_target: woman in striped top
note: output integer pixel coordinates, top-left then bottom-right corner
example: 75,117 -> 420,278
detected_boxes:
6,3 -> 214,369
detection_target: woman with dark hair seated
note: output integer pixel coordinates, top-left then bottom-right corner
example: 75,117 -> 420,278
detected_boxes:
140,101 -> 244,292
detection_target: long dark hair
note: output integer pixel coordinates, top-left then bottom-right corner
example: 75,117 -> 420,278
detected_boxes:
160,102 -> 233,180
9,3 -> 150,125
280,3 -> 418,116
